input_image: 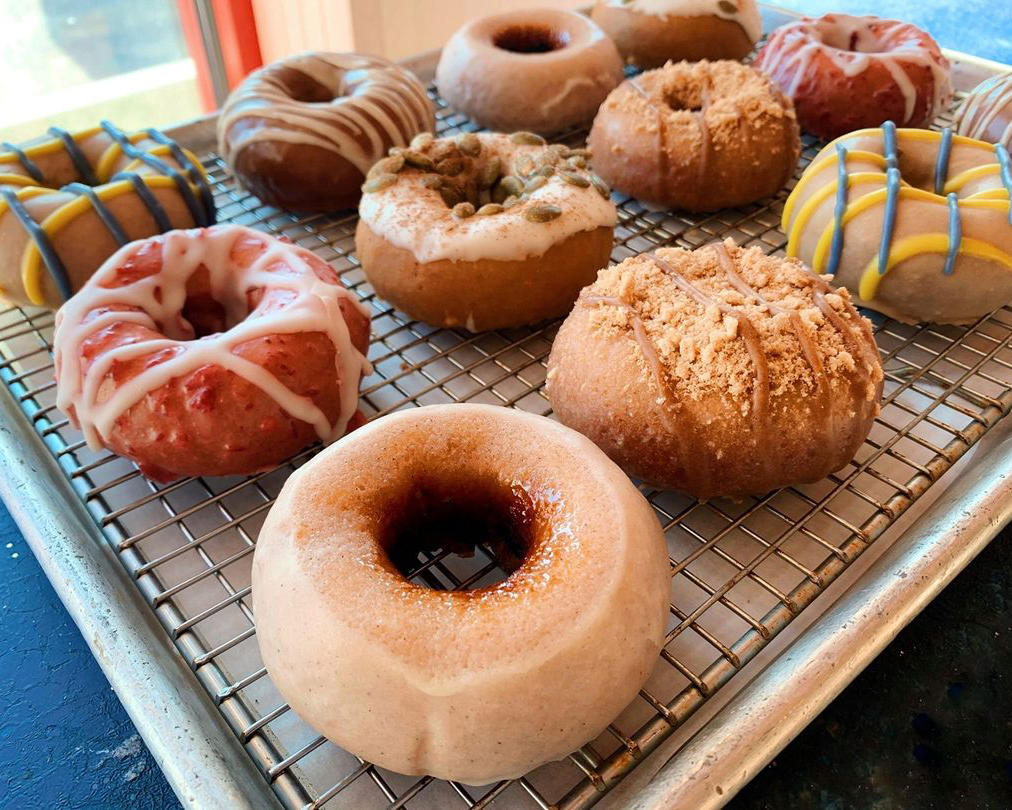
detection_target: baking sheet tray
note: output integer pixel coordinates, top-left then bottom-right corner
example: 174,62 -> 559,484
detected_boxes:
1,5 -> 1011,809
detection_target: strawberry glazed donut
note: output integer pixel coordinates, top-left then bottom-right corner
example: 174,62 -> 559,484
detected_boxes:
754,14 -> 952,140
53,225 -> 371,482
435,8 -> 623,134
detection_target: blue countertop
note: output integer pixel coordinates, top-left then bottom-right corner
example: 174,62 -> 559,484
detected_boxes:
2,2 -> 1011,808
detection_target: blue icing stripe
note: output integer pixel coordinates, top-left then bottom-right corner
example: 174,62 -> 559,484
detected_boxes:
1,141 -> 44,183
144,128 -> 216,226
944,192 -> 961,276
997,144 -> 1012,225
63,182 -> 129,246
933,127 -> 952,196
877,122 -> 901,277
1,188 -> 73,302
113,172 -> 172,232
827,143 -> 849,277
47,127 -> 99,187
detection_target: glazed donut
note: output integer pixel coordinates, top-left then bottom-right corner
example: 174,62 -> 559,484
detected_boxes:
435,9 -> 623,135
0,121 -> 214,309
218,52 -> 434,212
754,14 -> 952,140
252,404 -> 670,783
587,60 -> 800,212
53,224 -> 371,482
955,71 -> 1012,149
356,131 -> 616,331
590,0 -> 762,68
546,240 -> 883,499
783,122 -> 1012,324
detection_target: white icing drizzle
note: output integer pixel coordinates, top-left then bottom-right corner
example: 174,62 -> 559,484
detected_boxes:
608,0 -> 762,43
956,72 -> 1012,146
54,224 -> 372,451
754,14 -> 953,125
218,52 -> 435,175
357,134 -> 617,264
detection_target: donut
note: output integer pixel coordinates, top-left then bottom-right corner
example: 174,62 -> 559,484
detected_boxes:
356,131 -> 616,331
753,14 -> 952,140
955,71 -> 1012,149
53,224 -> 371,482
0,121 -> 214,309
587,60 -> 800,212
546,240 -> 883,499
218,52 -> 434,212
251,403 -> 670,783
782,122 -> 1012,324
435,9 -> 623,135
590,0 -> 762,68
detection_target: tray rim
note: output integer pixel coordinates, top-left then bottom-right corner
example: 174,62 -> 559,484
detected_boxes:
2,5 -> 1011,810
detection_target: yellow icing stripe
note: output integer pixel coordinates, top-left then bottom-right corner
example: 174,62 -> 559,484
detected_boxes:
859,235 -> 1012,300
0,126 -> 103,166
20,175 -> 184,306
786,172 -> 889,257
943,164 -> 1000,192
0,172 -> 37,187
782,150 -> 888,228
95,132 -> 148,184
824,127 -> 997,153
966,188 -> 1010,201
120,143 -> 210,183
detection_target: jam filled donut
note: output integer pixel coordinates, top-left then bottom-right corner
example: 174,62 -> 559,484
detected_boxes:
588,60 -> 800,212
783,122 -> 1012,324
436,9 -> 623,135
252,404 -> 670,783
218,52 -> 434,212
356,131 -> 616,331
0,121 -> 214,309
754,14 -> 952,140
54,225 -> 371,482
547,240 -> 883,499
591,0 -> 762,68
955,71 -> 1012,149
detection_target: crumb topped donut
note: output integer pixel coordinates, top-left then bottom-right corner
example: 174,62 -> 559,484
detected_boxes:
436,9 -> 623,134
252,404 -> 670,783
218,52 -> 434,212
588,60 -> 800,211
591,0 -> 762,68
54,225 -> 371,482
356,131 -> 616,331
547,240 -> 883,499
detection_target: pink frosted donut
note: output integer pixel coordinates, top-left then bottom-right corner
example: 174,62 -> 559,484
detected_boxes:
435,8 -> 624,134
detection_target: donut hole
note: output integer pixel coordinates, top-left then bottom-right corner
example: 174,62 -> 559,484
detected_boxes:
663,89 -> 704,113
379,475 -> 538,589
279,69 -> 336,103
493,25 -> 570,54
819,25 -> 888,54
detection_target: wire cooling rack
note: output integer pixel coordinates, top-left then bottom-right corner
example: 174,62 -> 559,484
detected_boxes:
3,70 -> 1012,810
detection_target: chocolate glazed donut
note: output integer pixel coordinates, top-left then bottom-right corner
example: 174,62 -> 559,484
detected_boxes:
218,53 -> 435,212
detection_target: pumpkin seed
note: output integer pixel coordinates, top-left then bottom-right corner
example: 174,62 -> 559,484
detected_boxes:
477,156 -> 503,189
569,147 -> 592,158
453,201 -> 475,218
514,153 -> 536,177
566,155 -> 588,169
496,175 -> 524,199
503,194 -> 520,209
410,132 -> 434,150
439,184 -> 462,207
547,144 -> 569,160
456,132 -> 482,156
523,175 -> 547,194
362,172 -> 398,193
403,150 -> 435,170
524,204 -> 562,222
476,203 -> 504,216
430,140 -> 459,162
436,157 -> 465,176
535,164 -> 555,178
368,155 -> 404,178
559,170 -> 590,188
420,174 -> 443,189
717,0 -> 738,13
388,146 -> 404,156
589,173 -> 611,199
510,131 -> 546,146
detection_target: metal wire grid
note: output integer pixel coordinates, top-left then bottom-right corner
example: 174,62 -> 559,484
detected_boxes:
2,81 -> 1012,810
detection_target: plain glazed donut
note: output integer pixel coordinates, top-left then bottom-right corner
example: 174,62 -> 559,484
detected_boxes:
0,121 -> 214,309
754,14 -> 952,140
591,0 -> 762,68
53,224 -> 371,482
251,404 -> 670,783
783,122 -> 1012,324
218,52 -> 434,212
587,60 -> 800,212
356,131 -> 616,330
955,71 -> 1012,149
547,240 -> 883,499
435,9 -> 623,135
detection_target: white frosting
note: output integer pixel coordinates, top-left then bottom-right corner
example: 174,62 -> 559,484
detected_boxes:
956,72 -> 1012,145
218,52 -> 434,175
358,134 -> 617,264
54,224 -> 372,451
755,14 -> 953,125
608,0 -> 762,43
